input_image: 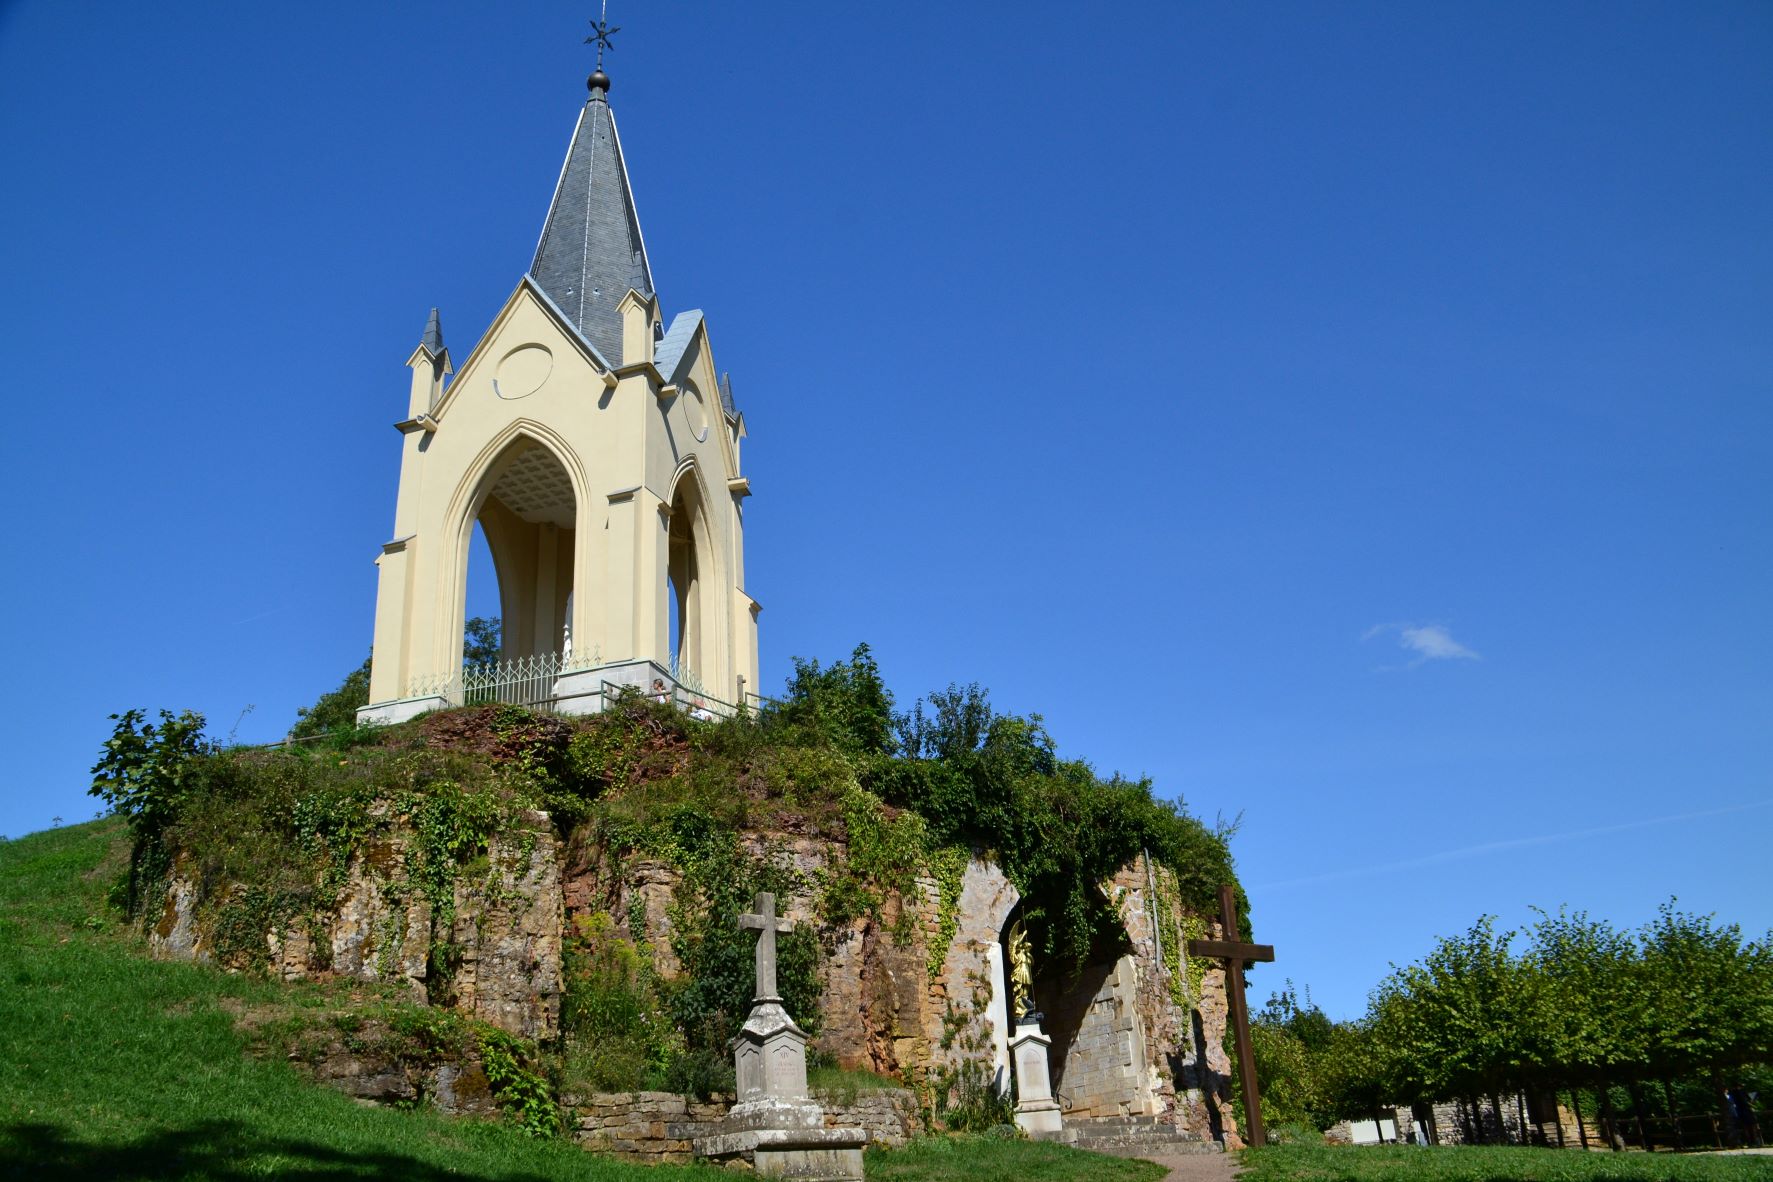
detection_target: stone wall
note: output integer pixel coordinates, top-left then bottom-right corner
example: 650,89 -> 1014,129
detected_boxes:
566,1089 -> 919,1163
1044,955 -> 1153,1119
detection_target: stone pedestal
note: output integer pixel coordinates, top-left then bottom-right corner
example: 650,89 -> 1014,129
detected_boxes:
694,1004 -> 867,1178
1010,1017 -> 1064,1139
696,893 -> 866,1180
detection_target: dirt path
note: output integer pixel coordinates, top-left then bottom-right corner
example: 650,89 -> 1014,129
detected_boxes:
1138,1151 -> 1244,1181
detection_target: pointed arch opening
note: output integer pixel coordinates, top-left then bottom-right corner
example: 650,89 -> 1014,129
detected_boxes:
666,465 -> 717,692
455,434 -> 579,703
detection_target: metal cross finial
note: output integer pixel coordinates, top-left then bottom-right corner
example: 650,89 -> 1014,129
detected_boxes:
585,1 -> 620,70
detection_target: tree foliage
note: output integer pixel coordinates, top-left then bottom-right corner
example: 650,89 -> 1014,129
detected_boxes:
1261,907 -> 1773,1144
292,618 -> 502,739
291,656 -> 372,739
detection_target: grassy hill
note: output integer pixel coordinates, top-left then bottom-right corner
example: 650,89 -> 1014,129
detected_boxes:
0,819 -> 1161,1182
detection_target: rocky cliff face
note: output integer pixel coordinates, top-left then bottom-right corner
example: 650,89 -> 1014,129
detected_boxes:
150,814 -> 1234,1140
151,810 -> 562,1042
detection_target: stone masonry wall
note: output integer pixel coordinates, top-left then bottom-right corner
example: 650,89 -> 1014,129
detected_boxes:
567,1089 -> 919,1164
1045,954 -> 1153,1118
150,803 -> 1231,1148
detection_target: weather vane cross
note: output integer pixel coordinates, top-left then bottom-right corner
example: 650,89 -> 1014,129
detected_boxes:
585,2 -> 620,71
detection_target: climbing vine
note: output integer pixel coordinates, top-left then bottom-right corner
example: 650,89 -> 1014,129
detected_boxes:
925,845 -> 969,982
1152,861 -> 1209,1011
479,1028 -> 561,1138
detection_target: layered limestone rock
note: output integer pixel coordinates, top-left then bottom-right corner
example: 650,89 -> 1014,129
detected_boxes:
148,812 -> 563,1041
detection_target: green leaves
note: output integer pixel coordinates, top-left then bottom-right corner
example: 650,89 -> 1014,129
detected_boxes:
90,709 -> 216,836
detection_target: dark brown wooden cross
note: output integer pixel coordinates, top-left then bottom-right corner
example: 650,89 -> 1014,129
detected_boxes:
1186,883 -> 1276,1147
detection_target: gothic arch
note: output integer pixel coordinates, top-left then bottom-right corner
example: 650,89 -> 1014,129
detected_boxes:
665,457 -> 724,689
437,422 -> 590,673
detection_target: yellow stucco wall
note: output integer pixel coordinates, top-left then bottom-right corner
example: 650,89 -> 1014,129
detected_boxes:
365,278 -> 758,711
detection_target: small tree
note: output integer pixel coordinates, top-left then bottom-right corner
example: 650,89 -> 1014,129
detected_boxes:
291,618 -> 501,738
776,642 -> 895,755
291,655 -> 372,739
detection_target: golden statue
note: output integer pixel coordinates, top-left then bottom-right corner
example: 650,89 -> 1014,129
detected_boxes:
1006,920 -> 1034,1018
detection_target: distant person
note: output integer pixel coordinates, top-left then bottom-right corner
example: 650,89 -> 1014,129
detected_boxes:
1729,1085 -> 1761,1148
688,698 -> 715,722
650,678 -> 669,705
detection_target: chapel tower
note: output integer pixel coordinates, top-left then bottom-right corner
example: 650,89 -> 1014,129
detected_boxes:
359,61 -> 758,723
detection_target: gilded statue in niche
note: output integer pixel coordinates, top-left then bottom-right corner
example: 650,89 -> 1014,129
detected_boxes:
1006,920 -> 1034,1019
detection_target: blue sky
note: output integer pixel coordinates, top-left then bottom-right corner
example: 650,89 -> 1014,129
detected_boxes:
2,2 -> 1768,1021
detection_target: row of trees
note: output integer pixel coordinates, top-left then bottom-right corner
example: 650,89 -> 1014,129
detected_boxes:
1249,905 -> 1772,1147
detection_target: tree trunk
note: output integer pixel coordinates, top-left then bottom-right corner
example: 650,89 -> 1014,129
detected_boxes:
1491,1093 -> 1508,1144
1664,1077 -> 1684,1149
1597,1083 -> 1622,1151
1628,1082 -> 1654,1151
1571,1087 -> 1589,1149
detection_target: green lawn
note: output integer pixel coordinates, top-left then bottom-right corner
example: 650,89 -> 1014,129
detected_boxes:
0,820 -> 1161,1182
1239,1144 -> 1773,1182
865,1135 -> 1165,1181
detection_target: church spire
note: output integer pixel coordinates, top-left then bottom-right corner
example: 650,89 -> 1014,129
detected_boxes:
528,20 -> 652,364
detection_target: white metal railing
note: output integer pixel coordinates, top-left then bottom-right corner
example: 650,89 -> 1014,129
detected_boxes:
396,647 -> 770,721
405,648 -> 602,710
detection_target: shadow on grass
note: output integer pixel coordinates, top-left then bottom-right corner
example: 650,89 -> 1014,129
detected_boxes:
0,1119 -> 557,1182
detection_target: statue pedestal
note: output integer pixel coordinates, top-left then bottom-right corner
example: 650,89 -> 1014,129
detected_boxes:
1010,1018 -> 1064,1139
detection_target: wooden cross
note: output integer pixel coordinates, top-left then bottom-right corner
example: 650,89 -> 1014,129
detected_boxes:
738,891 -> 795,1002
1186,883 -> 1276,1147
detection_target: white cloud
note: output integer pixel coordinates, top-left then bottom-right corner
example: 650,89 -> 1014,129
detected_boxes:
1363,622 -> 1481,669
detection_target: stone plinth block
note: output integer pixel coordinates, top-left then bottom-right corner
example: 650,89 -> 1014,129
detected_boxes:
695,1127 -> 867,1180
1011,1019 -> 1065,1139
734,999 -> 811,1102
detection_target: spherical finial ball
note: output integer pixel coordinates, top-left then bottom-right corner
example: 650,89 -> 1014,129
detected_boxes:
588,69 -> 612,94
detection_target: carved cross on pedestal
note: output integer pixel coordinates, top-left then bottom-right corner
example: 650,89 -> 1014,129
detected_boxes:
739,891 -> 796,1002
1186,883 -> 1276,1147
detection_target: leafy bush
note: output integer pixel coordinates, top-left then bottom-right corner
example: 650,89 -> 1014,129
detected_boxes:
90,709 -> 216,912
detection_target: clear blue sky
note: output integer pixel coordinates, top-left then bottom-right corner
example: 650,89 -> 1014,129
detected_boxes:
2,2 -> 1768,1021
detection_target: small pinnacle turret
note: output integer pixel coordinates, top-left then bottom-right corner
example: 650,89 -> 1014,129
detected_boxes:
419,307 -> 445,358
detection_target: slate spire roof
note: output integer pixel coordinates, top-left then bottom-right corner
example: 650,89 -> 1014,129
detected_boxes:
529,78 -> 653,364
419,307 -> 445,358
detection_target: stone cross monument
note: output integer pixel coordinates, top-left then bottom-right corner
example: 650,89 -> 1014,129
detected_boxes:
693,892 -> 868,1180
